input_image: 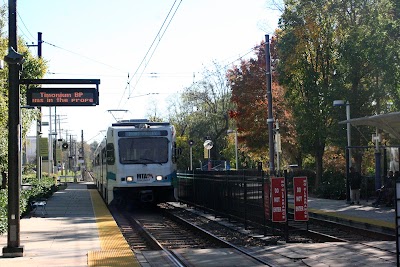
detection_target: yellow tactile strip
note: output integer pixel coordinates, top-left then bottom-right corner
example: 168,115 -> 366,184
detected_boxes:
307,207 -> 396,229
88,189 -> 140,266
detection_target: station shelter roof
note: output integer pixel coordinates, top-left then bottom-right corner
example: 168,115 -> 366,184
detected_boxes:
339,112 -> 400,140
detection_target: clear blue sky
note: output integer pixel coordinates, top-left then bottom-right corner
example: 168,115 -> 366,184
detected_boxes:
15,0 -> 282,143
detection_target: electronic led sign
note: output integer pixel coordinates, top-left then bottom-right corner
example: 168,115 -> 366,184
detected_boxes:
27,87 -> 99,106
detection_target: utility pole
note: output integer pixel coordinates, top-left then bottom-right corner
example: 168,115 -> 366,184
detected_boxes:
37,32 -> 42,180
27,32 -> 42,180
54,106 -> 57,173
3,0 -> 24,257
49,107 -> 53,173
266,34 -> 275,175
81,130 -> 85,180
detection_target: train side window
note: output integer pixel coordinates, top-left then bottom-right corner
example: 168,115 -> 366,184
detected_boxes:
106,143 -> 115,165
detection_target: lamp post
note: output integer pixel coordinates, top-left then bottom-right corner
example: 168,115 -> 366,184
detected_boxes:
275,121 -> 281,173
188,140 -> 194,171
333,100 -> 351,203
227,130 -> 239,170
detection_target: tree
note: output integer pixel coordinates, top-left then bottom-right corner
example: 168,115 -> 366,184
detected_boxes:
277,0 -> 344,186
0,6 -> 47,173
276,0 -> 400,185
333,0 -> 400,168
227,40 -> 300,171
167,62 -> 234,170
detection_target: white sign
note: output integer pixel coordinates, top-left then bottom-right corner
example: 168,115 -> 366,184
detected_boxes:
203,140 -> 213,150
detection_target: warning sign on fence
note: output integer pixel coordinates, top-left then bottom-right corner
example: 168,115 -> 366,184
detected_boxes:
271,177 -> 286,222
293,176 -> 308,221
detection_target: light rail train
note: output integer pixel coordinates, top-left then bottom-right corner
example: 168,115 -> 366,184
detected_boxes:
92,119 -> 178,204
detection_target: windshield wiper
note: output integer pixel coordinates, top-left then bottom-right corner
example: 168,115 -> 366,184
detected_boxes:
122,159 -> 141,163
140,158 -> 163,165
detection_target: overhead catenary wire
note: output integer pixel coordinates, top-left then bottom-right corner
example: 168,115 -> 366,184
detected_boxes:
14,0 -> 264,121
42,40 -> 129,74
184,45 -> 260,91
2,1 -> 35,44
117,44 -> 260,112
47,71 -> 193,78
122,0 -> 183,102
17,12 -> 36,43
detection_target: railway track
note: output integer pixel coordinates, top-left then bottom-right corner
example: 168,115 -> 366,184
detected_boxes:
110,202 -> 396,266
167,202 -> 395,244
111,204 -> 277,266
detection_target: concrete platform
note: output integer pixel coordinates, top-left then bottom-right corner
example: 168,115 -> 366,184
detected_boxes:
0,183 -> 397,266
0,183 -> 139,267
304,196 -> 395,229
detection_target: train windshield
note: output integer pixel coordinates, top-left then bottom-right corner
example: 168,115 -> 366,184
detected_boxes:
118,137 -> 169,164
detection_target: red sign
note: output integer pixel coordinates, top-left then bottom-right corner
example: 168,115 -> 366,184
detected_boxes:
293,177 -> 308,221
264,182 -> 270,220
271,177 -> 286,222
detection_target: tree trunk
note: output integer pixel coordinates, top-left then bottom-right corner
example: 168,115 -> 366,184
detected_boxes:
1,171 -> 7,189
315,146 -> 324,188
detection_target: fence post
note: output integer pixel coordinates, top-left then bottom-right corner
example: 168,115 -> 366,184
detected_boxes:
243,170 -> 247,229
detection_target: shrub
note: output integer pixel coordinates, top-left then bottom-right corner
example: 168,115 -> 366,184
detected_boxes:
286,169 -> 316,195
0,174 -> 58,234
0,190 -> 7,234
315,169 -> 346,200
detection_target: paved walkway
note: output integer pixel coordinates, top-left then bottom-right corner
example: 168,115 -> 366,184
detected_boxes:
0,183 -> 101,266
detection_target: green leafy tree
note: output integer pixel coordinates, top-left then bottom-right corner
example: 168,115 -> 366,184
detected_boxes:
277,0 -> 347,186
167,62 -> 234,170
333,0 -> 400,166
0,5 -> 47,173
277,0 -> 399,185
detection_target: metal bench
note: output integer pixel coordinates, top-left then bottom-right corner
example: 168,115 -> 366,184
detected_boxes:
31,199 -> 47,216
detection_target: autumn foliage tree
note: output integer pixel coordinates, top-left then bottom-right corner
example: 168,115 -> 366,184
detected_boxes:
227,40 -> 300,169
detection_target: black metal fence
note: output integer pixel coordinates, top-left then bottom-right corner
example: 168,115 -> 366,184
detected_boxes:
361,175 -> 376,202
177,170 -> 268,229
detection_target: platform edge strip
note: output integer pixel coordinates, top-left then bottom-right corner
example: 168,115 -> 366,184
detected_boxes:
88,189 -> 140,267
307,207 -> 396,229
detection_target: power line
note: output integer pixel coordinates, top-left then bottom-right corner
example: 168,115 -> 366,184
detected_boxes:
117,44 -> 260,112
2,1 -> 35,43
117,0 -> 183,110
47,71 -> 193,78
42,40 -> 129,73
17,12 -> 35,43
46,71 -> 127,78
126,0 -> 183,99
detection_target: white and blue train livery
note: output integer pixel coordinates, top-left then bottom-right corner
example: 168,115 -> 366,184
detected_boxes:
93,119 -> 178,204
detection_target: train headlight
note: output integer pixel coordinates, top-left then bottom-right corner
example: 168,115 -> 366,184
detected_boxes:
156,175 -> 163,181
126,176 -> 133,182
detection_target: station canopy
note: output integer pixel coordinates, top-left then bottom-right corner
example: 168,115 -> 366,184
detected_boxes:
339,112 -> 400,140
